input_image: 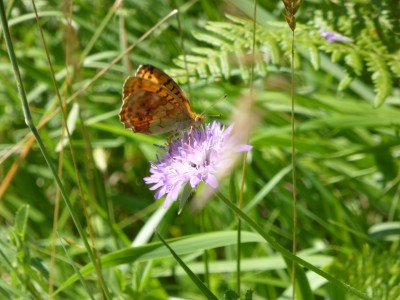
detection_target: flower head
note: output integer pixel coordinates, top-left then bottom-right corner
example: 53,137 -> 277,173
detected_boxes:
319,29 -> 353,43
144,121 -> 252,208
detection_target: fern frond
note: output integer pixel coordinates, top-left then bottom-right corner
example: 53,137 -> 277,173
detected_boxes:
338,73 -> 354,91
305,43 -> 320,70
169,10 -> 399,106
328,244 -> 400,300
344,50 -> 363,76
390,59 -> 400,78
365,54 -> 393,107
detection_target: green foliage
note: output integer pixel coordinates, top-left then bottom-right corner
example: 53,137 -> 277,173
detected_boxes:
0,0 -> 399,299
225,289 -> 253,300
0,205 -> 48,298
327,244 -> 400,300
171,6 -> 399,107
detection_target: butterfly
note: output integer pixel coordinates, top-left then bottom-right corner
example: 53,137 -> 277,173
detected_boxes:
119,64 -> 204,135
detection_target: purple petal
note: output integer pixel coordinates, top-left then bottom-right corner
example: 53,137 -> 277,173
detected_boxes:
148,181 -> 164,191
319,29 -> 353,43
143,121 -> 252,209
162,197 -> 171,208
155,187 -> 166,199
169,182 -> 183,202
190,175 -> 201,188
205,174 -> 218,189
237,144 -> 253,152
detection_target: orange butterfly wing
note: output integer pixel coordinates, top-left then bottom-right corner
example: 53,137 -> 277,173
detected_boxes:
119,65 -> 204,134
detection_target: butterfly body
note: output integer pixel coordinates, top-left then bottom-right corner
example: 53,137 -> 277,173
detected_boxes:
119,64 -> 204,134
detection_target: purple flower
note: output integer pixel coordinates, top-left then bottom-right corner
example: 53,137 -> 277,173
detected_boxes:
319,29 -> 353,43
144,121 -> 252,208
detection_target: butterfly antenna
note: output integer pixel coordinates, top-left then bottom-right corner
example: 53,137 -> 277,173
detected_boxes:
200,94 -> 227,116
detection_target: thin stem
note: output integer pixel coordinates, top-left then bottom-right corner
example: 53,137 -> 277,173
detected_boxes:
1,8 -> 179,167
175,4 -> 191,97
50,1 -> 73,296
0,8 -> 178,201
80,1 -> 121,59
237,0 -> 257,295
0,0 -> 108,297
200,211 -> 210,287
217,192 -> 374,300
290,27 -> 298,300
236,218 -> 241,294
281,1 -> 301,297
30,0 -> 110,297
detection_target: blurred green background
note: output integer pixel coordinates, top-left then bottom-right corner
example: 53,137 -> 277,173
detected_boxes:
0,0 -> 399,299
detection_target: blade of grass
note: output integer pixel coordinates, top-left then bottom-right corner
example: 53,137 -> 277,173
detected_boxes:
81,0 -> 121,59
0,1 -> 111,297
156,231 -> 218,300
55,230 -> 264,293
216,192 -> 375,300
30,0 -> 110,297
236,0 -> 257,295
0,8 -> 178,193
281,0 -> 302,297
57,234 -> 94,300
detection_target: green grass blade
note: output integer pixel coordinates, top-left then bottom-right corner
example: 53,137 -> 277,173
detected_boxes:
156,231 -> 218,300
217,192 -> 375,300
55,231 -> 264,294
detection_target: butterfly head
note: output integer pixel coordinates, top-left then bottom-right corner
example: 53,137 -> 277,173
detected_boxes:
193,113 -> 205,127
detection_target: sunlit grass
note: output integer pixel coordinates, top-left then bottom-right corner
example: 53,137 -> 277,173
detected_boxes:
0,0 -> 399,299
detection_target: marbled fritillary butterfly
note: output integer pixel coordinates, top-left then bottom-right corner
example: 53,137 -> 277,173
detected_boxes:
119,64 -> 204,134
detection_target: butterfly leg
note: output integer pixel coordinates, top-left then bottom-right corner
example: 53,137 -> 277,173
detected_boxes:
187,125 -> 195,145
